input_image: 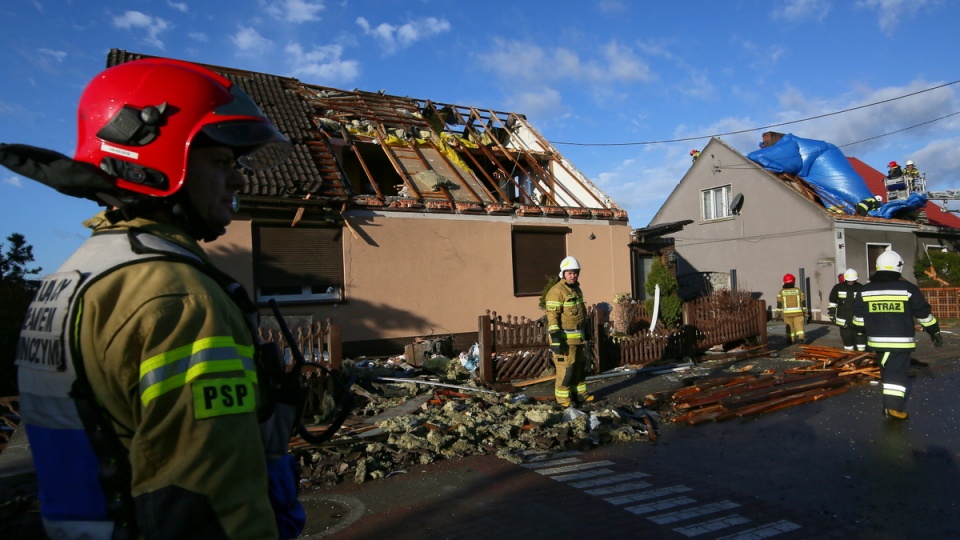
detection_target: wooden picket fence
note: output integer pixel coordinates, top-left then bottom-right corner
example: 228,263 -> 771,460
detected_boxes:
477,293 -> 767,386
258,319 -> 343,417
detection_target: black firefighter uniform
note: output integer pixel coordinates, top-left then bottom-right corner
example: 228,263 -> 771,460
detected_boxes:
828,281 -> 866,351
852,274 -> 940,413
545,280 -> 588,404
777,286 -> 806,343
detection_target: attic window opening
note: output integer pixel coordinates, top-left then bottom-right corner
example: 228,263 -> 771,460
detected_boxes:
701,184 -> 732,221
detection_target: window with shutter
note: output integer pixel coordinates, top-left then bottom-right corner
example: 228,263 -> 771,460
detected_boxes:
253,225 -> 344,303
512,226 -> 569,296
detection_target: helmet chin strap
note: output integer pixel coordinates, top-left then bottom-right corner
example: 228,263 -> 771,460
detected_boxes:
104,192 -> 225,243
170,194 -> 226,242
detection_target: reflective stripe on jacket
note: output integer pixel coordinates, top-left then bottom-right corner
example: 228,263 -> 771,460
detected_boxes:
545,280 -> 586,344
17,215 -> 278,539
777,287 -> 805,314
852,276 -> 938,350
828,281 -> 862,325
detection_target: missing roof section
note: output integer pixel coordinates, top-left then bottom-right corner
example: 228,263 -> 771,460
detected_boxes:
297,85 -> 624,218
107,48 -> 626,221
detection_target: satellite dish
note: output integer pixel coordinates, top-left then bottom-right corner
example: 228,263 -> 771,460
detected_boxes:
730,193 -> 744,215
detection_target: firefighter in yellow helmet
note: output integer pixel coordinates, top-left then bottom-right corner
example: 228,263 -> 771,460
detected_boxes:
776,273 -> 806,344
545,256 -> 594,406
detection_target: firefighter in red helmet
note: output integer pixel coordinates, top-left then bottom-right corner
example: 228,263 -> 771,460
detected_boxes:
776,273 -> 807,344
887,160 -> 903,179
2,58 -> 303,539
690,148 -> 701,162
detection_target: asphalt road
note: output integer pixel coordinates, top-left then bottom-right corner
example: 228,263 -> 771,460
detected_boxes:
303,322 -> 960,539
3,322 -> 957,539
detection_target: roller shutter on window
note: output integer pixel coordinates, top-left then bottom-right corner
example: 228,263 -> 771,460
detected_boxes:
255,226 -> 343,294
512,227 -> 568,296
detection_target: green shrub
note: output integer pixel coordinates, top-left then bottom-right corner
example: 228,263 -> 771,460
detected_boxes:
914,250 -> 960,287
539,275 -> 560,310
643,258 -> 682,329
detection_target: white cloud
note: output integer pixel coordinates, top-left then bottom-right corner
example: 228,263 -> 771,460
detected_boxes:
189,32 -> 209,42
772,0 -> 832,22
891,135 -> 960,193
355,16 -> 451,54
265,0 -> 325,23
232,26 -> 273,55
504,87 -> 566,123
166,1 -> 188,13
285,43 -> 360,83
857,0 -> 935,34
771,81 -> 958,156
597,0 -> 628,14
112,11 -> 171,50
732,36 -> 785,71
477,38 -> 653,85
593,155 -> 688,226
677,70 -> 716,100
3,176 -> 23,188
37,48 -> 67,63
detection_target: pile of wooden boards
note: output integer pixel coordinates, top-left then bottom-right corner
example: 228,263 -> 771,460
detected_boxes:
646,346 -> 879,425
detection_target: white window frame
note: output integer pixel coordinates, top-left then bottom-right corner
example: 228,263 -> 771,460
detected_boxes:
701,185 -> 732,221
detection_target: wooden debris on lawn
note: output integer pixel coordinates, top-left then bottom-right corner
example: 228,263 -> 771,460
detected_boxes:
649,346 -> 878,425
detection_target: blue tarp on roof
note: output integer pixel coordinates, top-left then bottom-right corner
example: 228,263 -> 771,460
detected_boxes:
747,134 -> 873,214
871,192 -> 928,218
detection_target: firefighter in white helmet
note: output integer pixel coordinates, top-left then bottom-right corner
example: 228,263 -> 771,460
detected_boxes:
853,250 -> 942,420
828,269 -> 866,351
545,256 -> 594,406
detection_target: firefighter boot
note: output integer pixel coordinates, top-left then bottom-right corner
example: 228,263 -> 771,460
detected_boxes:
884,408 -> 909,421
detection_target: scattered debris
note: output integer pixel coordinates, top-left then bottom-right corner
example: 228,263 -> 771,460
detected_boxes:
645,346 -> 877,425
291,357 -> 662,487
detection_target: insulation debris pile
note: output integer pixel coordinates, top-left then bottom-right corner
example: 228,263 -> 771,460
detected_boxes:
290,355 -> 659,487
646,345 -> 878,425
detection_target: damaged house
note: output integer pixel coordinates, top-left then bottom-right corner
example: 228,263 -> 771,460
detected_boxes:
107,49 -> 633,356
648,132 -> 960,320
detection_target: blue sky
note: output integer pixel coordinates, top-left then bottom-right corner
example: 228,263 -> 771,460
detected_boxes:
2,0 -> 959,274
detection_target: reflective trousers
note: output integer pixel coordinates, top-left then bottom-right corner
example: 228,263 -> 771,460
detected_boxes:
877,350 -> 911,412
838,324 -> 866,351
552,343 -> 587,403
783,313 -> 806,343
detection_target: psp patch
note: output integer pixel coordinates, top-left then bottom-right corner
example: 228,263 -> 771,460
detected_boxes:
192,377 -> 256,419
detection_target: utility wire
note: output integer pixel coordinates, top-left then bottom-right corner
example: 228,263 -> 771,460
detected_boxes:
549,79 -> 960,147
838,111 -> 960,148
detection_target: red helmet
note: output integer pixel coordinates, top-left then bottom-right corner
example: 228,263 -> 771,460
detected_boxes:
690,149 -> 699,156
888,161 -> 898,168
75,58 -> 291,198
783,273 -> 795,285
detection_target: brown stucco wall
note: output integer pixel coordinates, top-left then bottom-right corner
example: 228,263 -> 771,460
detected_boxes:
206,211 -> 632,349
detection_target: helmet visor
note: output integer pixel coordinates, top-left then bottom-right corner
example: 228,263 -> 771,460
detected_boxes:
198,85 -> 292,170
201,121 -> 292,170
